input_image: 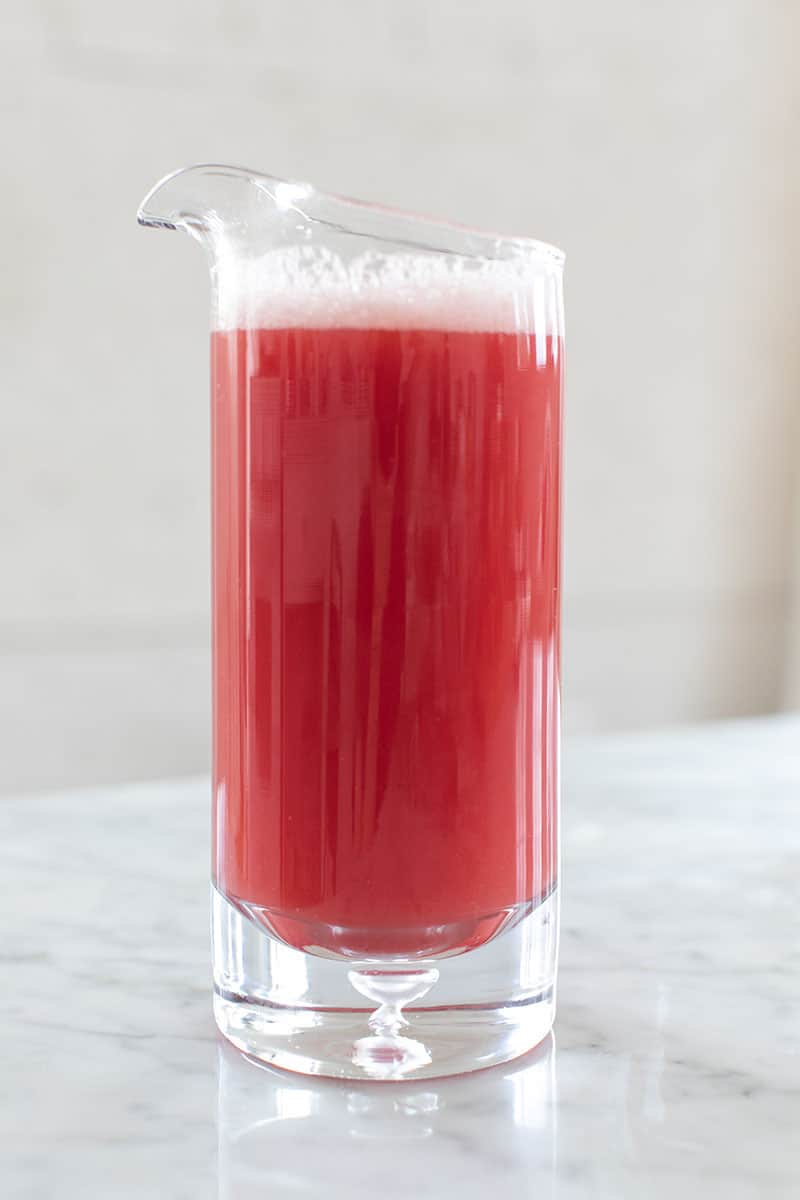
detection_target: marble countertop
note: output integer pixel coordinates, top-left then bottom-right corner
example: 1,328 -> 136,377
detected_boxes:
2,717 -> 798,1198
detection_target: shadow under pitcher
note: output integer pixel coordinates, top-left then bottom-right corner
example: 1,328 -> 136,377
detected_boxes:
138,165 -> 565,1079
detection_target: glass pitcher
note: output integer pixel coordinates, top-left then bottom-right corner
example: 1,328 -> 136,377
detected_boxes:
138,165 -> 564,1080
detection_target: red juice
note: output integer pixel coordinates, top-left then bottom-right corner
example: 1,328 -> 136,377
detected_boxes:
212,325 -> 562,958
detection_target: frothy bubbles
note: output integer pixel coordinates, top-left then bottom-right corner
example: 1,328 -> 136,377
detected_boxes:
213,245 -> 563,335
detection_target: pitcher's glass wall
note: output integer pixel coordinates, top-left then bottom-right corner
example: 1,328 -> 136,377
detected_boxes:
139,165 -> 564,1079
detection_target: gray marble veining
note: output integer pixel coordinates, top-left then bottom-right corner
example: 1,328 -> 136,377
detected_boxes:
2,717 -> 799,1197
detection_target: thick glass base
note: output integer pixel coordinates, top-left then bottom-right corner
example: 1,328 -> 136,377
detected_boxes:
212,884 -> 558,1080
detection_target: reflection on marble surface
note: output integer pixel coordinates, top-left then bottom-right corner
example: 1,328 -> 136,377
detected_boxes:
218,1038 -> 556,1198
1,718 -> 799,1197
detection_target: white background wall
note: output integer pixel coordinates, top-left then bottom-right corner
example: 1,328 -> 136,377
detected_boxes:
2,1 -> 799,793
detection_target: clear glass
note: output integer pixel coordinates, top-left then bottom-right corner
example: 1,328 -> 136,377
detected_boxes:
138,164 -> 565,1079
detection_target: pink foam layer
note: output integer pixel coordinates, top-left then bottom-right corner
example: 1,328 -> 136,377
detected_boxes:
213,246 -> 562,334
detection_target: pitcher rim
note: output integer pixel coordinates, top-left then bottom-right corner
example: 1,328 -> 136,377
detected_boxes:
138,163 -> 566,267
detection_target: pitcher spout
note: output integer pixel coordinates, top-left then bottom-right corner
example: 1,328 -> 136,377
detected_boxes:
139,163 -> 565,266
137,163 -> 312,240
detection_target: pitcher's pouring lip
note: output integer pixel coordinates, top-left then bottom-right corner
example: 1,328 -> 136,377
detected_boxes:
137,162 -> 566,265
137,213 -> 179,231
137,164 -> 313,231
